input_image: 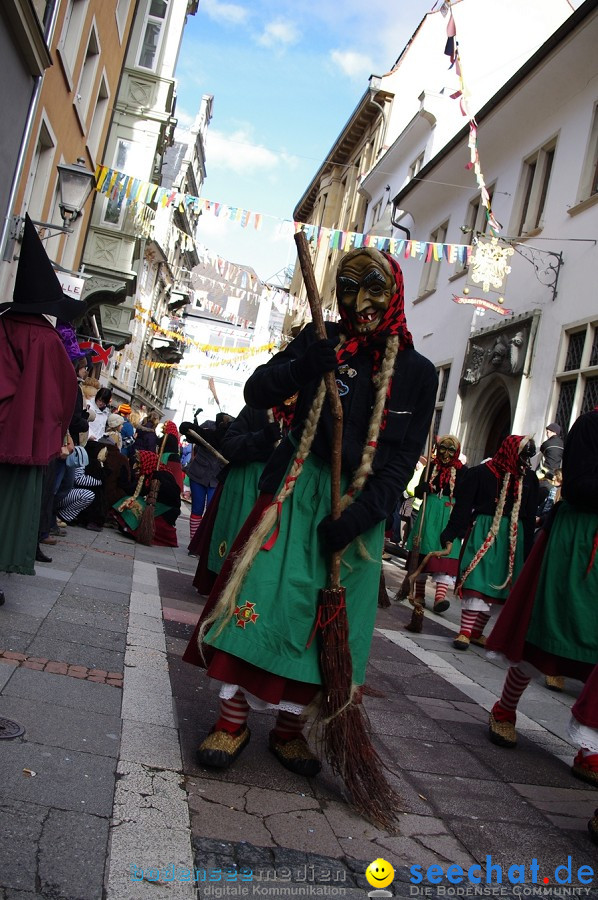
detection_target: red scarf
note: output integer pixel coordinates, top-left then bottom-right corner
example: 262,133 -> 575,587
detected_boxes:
335,253 -> 413,430
137,450 -> 158,487
432,443 -> 463,492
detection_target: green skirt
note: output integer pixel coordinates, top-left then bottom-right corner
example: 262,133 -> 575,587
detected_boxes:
207,461 -> 264,575
113,496 -> 169,532
0,464 -> 43,575
205,454 -> 384,686
406,493 -> 461,558
526,502 -> 598,663
460,513 -> 525,601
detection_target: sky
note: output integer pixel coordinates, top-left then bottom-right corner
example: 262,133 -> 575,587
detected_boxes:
173,0 -> 437,283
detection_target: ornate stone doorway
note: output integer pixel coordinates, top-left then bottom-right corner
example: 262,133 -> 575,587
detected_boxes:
460,377 -> 512,464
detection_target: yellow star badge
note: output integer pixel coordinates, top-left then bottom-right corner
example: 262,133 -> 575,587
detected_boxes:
233,601 -> 259,628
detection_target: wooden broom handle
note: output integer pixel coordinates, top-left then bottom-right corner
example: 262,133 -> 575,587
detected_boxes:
294,232 -> 343,585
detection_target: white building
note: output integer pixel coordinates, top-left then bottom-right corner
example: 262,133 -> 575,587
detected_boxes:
385,0 -> 598,462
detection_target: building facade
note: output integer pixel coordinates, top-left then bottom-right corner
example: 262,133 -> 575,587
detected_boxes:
289,0 -> 574,318
389,0 -> 598,462
80,0 -> 198,385
0,0 -> 136,294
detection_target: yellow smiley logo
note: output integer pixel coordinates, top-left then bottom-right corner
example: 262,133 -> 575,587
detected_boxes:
365,858 -> 395,889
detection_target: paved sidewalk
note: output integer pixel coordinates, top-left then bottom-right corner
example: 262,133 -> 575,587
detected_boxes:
1,514 -> 597,900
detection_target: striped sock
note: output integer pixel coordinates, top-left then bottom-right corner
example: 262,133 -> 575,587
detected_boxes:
458,609 -> 478,637
415,577 -> 426,601
273,710 -> 306,742
494,666 -> 531,720
434,582 -> 450,607
471,611 -> 490,639
215,691 -> 249,734
189,514 -> 202,540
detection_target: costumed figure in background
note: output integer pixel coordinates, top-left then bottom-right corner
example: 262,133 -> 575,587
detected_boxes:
182,247 -> 436,791
440,435 -> 539,651
113,449 -> 181,546
0,214 -> 79,588
188,398 -> 296,595
182,412 -> 233,544
406,435 -> 466,614
117,403 -> 136,456
485,408 -> 598,753
160,420 -> 184,493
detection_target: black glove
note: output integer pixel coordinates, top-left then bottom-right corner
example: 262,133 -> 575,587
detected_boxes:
292,338 -> 337,385
263,421 -> 281,444
318,513 -> 356,552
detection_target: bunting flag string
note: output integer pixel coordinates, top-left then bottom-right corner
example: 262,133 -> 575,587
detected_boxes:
441,1 -> 501,235
94,164 -> 474,266
134,303 -> 258,343
143,343 -> 276,370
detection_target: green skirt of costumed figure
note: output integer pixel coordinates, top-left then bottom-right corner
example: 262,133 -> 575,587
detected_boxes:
459,513 -> 525,601
113,496 -> 170,532
526,502 -> 598,663
204,453 -> 385,687
0,464 -> 44,575
406,493 -> 461,558
207,460 -> 264,575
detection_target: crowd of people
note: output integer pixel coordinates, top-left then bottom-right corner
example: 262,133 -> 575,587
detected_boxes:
2,220 -> 596,843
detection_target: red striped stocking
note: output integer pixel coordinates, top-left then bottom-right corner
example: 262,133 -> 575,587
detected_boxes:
273,710 -> 306,741
458,609 -> 478,637
215,691 -> 250,733
471,611 -> 490,639
493,666 -> 531,722
190,513 -> 202,541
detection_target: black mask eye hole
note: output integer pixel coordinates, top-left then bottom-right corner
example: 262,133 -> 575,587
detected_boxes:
361,270 -> 387,293
337,276 -> 360,298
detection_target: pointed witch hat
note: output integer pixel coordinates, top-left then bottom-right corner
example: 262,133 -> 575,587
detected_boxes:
0,214 -> 84,321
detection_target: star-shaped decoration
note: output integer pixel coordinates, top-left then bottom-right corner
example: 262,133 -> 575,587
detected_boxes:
233,601 -> 259,629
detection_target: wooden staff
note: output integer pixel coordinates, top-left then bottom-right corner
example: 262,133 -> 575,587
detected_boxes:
186,427 -> 228,467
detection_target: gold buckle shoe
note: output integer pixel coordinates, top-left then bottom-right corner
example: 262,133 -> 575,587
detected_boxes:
196,727 -> 250,769
488,712 -> 517,748
453,634 -> 470,651
470,635 -> 487,648
268,731 -> 321,777
545,675 -> 564,692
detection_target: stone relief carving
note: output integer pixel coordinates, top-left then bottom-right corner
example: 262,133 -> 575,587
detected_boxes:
461,322 -> 530,387
128,79 -> 153,107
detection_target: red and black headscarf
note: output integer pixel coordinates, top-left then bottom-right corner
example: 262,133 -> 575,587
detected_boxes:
486,434 -> 528,479
431,434 -> 463,492
336,251 -> 413,373
272,394 -> 297,433
136,450 -> 158,485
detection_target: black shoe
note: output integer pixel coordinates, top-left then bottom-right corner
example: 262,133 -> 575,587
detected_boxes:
35,546 -> 52,563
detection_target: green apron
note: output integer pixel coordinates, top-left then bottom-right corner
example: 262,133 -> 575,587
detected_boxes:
460,513 -> 525,601
207,461 -> 264,575
407,492 -> 461,558
205,453 -> 384,686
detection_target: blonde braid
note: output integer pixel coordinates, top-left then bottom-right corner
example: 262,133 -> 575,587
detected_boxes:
449,466 -> 456,501
457,473 -> 510,592
429,464 -> 439,491
493,476 -> 523,590
198,379 -> 328,646
340,336 -> 399,512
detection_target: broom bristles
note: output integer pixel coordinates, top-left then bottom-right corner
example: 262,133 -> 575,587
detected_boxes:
317,588 -> 403,832
136,478 -> 158,546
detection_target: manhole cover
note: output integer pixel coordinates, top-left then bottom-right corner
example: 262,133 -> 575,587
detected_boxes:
0,717 -> 25,740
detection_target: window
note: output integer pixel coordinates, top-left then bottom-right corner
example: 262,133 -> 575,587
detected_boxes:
24,120 -> 56,221
418,221 -> 448,297
552,320 -> 598,433
433,364 -> 451,439
102,138 -> 148,228
115,0 -> 131,40
516,140 -> 556,235
137,0 -> 168,72
409,152 -> 424,181
87,73 -> 109,164
57,0 -> 88,87
75,25 -> 100,129
371,198 -> 383,227
32,0 -> 57,36
578,104 -> 598,202
455,187 -> 495,275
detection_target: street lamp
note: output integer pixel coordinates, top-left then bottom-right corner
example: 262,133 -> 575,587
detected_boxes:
56,157 -> 96,227
5,157 -> 96,256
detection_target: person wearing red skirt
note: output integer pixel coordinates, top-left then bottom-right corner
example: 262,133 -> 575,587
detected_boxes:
485,408 -> 598,766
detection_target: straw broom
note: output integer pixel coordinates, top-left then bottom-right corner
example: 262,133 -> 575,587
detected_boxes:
136,432 -> 168,546
294,231 -> 402,832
